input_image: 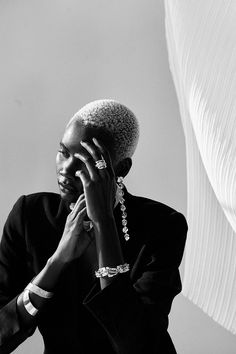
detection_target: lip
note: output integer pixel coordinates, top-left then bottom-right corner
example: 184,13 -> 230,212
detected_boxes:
58,182 -> 76,192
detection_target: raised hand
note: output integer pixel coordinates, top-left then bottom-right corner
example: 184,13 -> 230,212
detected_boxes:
53,193 -> 93,265
74,137 -> 117,225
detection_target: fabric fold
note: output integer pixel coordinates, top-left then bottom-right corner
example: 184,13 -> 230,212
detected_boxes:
165,0 -> 236,333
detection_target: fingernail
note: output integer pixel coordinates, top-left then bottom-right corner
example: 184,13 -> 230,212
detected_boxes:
75,170 -> 81,176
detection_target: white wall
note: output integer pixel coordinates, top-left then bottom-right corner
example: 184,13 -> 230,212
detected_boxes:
0,0 -> 235,353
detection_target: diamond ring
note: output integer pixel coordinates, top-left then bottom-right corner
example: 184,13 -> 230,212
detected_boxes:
95,157 -> 107,169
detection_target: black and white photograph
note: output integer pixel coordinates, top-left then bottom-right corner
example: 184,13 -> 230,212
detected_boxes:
0,1 -> 236,353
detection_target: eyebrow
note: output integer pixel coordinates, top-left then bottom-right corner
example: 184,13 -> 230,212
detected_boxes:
59,141 -> 70,152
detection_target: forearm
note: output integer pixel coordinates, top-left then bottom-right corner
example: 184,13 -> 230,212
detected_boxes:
93,216 -> 124,290
16,255 -> 66,328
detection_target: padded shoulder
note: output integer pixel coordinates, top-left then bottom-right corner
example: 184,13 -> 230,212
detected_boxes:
126,192 -> 182,218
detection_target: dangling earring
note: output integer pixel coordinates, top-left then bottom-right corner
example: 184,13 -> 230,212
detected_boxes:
117,176 -> 130,241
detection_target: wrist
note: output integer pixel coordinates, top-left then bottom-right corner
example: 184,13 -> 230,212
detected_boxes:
47,253 -> 68,271
93,216 -> 124,267
93,215 -> 116,232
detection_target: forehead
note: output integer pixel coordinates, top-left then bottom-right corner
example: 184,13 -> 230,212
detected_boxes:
63,121 -> 96,145
62,121 -> 115,156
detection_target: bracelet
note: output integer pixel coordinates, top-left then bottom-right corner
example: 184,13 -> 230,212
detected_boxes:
23,289 -> 38,316
95,263 -> 130,278
25,282 -> 54,299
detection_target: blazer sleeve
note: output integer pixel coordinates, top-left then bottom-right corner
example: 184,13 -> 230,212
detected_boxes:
83,211 -> 188,354
0,196 -> 37,354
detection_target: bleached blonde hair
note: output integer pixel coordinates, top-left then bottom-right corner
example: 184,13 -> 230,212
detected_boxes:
68,99 -> 139,163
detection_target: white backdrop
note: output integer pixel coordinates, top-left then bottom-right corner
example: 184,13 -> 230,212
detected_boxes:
0,1 -> 236,353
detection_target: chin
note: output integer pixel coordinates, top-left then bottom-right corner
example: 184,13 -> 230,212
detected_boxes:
59,190 -> 80,203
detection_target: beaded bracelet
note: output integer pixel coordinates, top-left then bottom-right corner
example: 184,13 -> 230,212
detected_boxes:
95,263 -> 130,278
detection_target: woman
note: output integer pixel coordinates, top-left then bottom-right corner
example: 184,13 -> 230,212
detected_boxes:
0,99 -> 187,354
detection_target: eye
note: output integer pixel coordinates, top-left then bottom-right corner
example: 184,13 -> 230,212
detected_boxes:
58,149 -> 70,158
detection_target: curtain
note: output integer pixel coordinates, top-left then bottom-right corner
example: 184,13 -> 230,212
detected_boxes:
165,0 -> 236,333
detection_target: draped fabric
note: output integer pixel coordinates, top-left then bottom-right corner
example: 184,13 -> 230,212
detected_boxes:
164,0 -> 236,333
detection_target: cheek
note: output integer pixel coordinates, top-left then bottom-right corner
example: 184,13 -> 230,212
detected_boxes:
55,153 -> 63,173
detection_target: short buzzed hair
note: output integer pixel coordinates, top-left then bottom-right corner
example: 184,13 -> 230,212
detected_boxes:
68,99 -> 139,163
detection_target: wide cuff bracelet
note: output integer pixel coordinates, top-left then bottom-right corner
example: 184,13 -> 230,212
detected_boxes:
25,282 -> 54,299
23,289 -> 38,316
95,263 -> 130,278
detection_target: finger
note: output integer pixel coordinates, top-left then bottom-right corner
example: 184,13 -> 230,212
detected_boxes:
80,140 -> 110,179
72,197 -> 86,213
71,207 -> 87,236
74,152 -> 100,181
92,137 -> 115,178
92,137 -> 111,164
75,169 -> 91,187
80,140 -> 101,161
69,192 -> 85,212
69,197 -> 86,220
74,206 -> 87,223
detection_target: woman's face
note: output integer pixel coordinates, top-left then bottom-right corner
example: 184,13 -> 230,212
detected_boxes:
56,121 -> 114,203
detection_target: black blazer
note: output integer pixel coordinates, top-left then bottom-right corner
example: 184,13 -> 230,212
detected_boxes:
0,190 -> 187,354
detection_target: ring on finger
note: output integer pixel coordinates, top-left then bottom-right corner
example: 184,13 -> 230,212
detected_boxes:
95,156 -> 107,170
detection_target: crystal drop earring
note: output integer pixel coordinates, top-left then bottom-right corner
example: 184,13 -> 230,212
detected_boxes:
117,176 -> 130,241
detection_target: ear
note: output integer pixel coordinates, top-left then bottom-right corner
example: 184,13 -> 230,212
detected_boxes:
114,157 -> 132,179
